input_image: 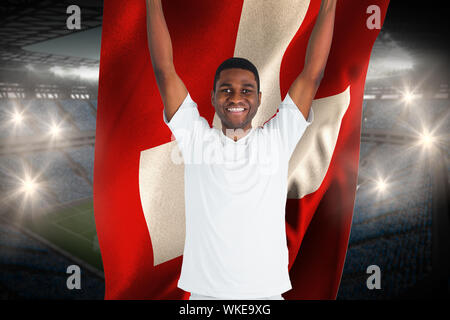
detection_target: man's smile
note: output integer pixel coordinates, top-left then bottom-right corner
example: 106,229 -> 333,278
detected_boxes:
224,103 -> 249,116
225,106 -> 249,115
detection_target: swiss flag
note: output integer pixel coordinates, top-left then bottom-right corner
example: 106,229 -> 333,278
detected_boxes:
94,0 -> 389,299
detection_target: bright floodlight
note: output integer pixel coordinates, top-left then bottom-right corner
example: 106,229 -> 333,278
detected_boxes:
50,124 -> 61,137
419,131 -> 435,148
376,179 -> 387,193
12,111 -> 23,124
402,91 -> 415,104
22,177 -> 37,195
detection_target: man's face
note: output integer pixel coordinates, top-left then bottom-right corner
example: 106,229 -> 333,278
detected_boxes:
211,68 -> 261,131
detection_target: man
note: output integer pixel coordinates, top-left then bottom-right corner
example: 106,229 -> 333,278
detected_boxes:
146,0 -> 336,300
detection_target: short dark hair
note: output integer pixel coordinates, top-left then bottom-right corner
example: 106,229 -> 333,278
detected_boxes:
213,57 -> 260,92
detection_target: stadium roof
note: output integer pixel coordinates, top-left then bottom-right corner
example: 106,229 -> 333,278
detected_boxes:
0,0 -> 102,67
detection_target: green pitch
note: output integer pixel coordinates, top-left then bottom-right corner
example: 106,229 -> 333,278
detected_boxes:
22,199 -> 103,272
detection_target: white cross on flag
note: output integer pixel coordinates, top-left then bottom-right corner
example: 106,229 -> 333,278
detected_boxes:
94,0 -> 389,299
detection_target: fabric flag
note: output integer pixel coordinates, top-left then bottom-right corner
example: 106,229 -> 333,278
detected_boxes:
94,0 -> 389,299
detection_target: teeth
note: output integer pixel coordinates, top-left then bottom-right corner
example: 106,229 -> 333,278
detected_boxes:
226,108 -> 245,112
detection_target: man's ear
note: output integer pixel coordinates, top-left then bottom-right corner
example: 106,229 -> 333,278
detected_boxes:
258,91 -> 262,106
211,90 -> 215,106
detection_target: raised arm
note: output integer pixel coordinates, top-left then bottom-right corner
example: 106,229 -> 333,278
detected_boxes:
288,0 -> 336,120
146,0 -> 188,122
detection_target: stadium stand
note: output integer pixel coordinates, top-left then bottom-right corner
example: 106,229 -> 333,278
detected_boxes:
338,124 -> 436,299
90,100 -> 98,110
359,141 -> 377,161
0,218 -> 104,299
66,145 -> 95,183
362,99 -> 404,130
396,99 -> 449,136
25,150 -> 92,203
339,227 -> 432,299
23,99 -> 68,133
59,100 -> 96,131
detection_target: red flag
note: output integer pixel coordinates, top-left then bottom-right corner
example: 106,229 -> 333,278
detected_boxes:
94,0 -> 389,299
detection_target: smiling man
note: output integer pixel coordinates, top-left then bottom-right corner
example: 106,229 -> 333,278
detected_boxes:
146,0 -> 336,300
211,59 -> 261,142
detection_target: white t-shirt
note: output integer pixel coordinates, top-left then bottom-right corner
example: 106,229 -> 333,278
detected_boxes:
163,92 -> 313,299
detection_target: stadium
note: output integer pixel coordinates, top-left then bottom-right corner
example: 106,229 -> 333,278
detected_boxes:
0,1 -> 448,299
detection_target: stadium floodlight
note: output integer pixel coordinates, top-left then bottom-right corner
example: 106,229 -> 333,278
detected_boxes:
419,130 -> 435,148
21,177 -> 38,195
50,123 -> 62,137
375,179 -> 387,193
402,91 -> 415,104
12,111 -> 24,125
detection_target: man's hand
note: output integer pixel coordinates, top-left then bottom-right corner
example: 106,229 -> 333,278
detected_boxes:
288,0 -> 337,120
146,0 -> 188,122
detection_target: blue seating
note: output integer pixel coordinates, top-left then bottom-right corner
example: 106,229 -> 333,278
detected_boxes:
339,131 -> 434,299
0,219 -> 104,299
359,142 -> 377,161
339,228 -> 431,299
90,100 -> 98,110
66,146 -> 95,183
26,151 -> 93,203
24,99 -> 74,134
59,100 -> 96,131
362,99 -> 404,130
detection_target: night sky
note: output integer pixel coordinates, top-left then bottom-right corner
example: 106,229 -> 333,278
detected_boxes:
382,1 -> 449,85
383,2 -> 448,60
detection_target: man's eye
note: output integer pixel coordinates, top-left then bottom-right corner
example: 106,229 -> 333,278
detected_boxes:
242,89 -> 250,94
222,89 -> 231,93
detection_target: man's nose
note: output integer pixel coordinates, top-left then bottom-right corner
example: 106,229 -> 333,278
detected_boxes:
228,91 -> 244,104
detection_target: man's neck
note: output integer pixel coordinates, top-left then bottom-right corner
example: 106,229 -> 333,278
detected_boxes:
222,126 -> 252,142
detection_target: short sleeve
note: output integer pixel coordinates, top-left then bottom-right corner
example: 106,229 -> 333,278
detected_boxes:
163,93 -> 210,159
163,92 -> 199,130
263,93 -> 314,159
